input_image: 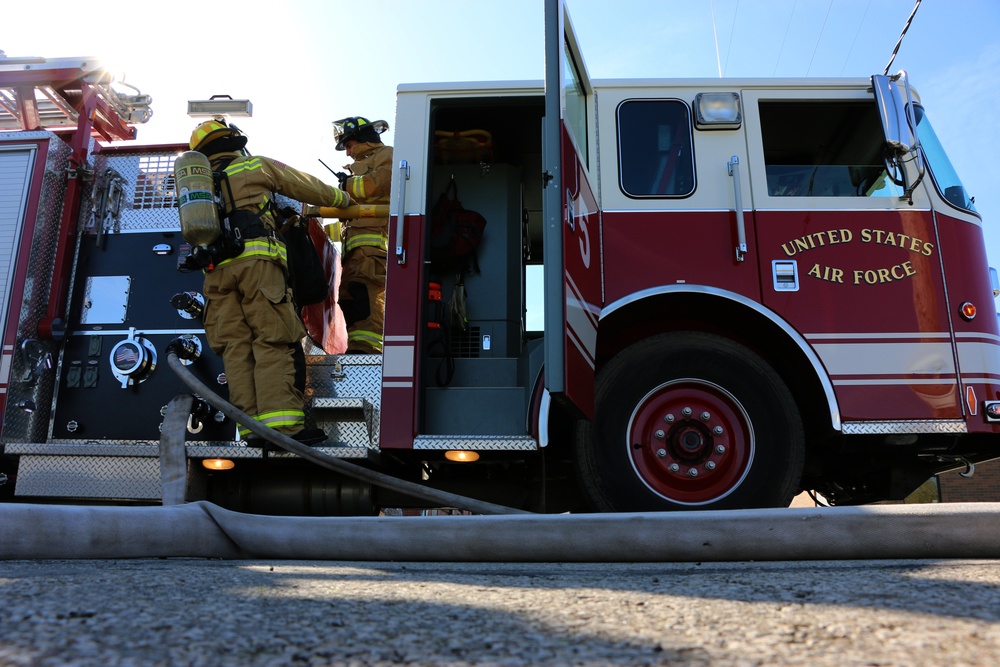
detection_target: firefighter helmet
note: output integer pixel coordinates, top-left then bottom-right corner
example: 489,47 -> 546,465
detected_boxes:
333,116 -> 388,151
189,119 -> 248,155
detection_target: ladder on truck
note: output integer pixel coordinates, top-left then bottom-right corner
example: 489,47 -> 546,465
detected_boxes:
0,53 -> 151,139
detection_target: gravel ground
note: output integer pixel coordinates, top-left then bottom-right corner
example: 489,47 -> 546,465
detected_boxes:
1,559 -> 998,666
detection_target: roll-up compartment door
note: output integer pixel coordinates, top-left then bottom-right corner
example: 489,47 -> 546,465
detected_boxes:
0,146 -> 37,351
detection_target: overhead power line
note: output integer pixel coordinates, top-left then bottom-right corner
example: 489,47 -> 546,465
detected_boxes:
773,1 -> 798,76
722,0 -> 741,76
840,0 -> 872,76
806,0 -> 835,76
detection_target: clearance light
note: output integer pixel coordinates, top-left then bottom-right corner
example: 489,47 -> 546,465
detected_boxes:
960,302 -> 977,321
202,458 -> 235,471
444,450 -> 480,462
694,92 -> 742,129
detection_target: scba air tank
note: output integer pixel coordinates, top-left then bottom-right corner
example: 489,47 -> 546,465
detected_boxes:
174,151 -> 220,246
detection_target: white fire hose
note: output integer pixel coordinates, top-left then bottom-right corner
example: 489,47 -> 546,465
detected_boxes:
1,352 -> 998,560
2,501 -> 999,560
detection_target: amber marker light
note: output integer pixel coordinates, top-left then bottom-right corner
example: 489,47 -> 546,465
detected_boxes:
202,458 -> 235,470
444,450 -> 480,462
960,302 -> 977,321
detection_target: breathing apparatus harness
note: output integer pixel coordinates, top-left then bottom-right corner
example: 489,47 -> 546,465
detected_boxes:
185,155 -> 278,271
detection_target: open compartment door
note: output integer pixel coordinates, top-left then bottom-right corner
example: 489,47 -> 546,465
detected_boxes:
542,0 -> 601,419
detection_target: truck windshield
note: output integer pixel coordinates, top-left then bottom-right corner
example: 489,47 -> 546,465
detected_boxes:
913,105 -> 977,213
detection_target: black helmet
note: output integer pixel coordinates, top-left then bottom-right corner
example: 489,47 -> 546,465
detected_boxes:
333,116 -> 388,151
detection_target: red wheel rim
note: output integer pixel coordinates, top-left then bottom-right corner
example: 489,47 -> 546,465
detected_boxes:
626,378 -> 754,505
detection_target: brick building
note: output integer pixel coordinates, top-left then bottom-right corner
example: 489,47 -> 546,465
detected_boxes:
937,457 -> 1000,502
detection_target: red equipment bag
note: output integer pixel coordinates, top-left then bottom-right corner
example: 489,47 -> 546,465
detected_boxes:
428,178 -> 487,274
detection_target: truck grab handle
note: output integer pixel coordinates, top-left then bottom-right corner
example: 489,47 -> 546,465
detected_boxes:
395,160 -> 410,265
728,156 -> 747,262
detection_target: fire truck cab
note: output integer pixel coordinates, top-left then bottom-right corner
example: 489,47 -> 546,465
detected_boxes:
381,0 -> 1000,511
0,0 -> 997,515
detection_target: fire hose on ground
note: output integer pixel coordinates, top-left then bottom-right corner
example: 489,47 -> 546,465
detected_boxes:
3,499 -> 1000,561
0,352 -> 999,560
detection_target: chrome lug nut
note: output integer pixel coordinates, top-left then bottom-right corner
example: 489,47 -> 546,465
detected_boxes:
687,467 -> 699,477
705,461 -> 717,470
701,411 -> 711,421
654,429 -> 666,440
715,444 -> 726,454
682,407 -> 693,417
668,463 -> 680,473
713,426 -> 724,435
656,448 -> 667,458
664,413 -> 675,423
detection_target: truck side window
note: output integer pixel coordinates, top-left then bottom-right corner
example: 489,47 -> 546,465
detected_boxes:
759,100 -> 903,197
564,42 -> 589,166
617,99 -> 695,198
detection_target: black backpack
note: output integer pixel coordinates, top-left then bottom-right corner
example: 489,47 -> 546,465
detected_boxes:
215,162 -> 328,308
276,210 -> 329,307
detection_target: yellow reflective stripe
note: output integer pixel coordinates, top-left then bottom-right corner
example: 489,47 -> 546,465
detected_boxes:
345,234 -> 388,252
257,410 -> 305,430
333,188 -> 349,208
258,410 -> 305,419
215,239 -> 286,268
223,157 -> 264,176
349,330 -> 383,346
347,176 -> 366,200
237,410 -> 305,436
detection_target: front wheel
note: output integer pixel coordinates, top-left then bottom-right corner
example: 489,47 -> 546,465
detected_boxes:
577,333 -> 804,511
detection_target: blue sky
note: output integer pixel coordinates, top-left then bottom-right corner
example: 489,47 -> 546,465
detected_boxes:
4,0 -> 999,277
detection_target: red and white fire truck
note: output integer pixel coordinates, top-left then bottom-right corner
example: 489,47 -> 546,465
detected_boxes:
1,1 -> 998,515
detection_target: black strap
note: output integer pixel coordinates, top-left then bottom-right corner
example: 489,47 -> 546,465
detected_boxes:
213,157 -> 237,219
213,156 -> 276,239
435,323 -> 456,387
444,177 -> 458,201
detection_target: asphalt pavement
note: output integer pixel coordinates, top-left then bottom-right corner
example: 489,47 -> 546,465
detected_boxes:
1,558 -> 998,666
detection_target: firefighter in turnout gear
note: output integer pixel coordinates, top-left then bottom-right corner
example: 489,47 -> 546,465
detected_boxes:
333,116 -> 392,354
189,119 -> 351,447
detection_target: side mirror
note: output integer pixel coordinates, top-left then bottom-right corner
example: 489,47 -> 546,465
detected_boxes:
872,71 -> 924,201
872,74 -> 911,155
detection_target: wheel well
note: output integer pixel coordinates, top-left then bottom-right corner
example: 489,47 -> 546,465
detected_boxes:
596,291 -> 836,447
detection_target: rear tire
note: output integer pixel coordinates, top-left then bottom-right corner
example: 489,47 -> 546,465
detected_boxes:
577,332 -> 804,511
